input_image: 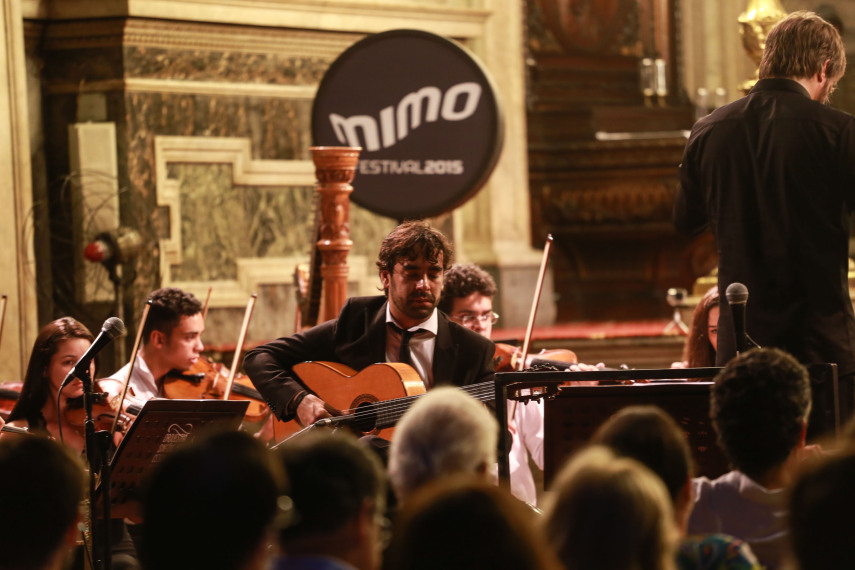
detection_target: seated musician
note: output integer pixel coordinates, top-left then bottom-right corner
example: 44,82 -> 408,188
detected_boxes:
672,286 -> 719,369
437,263 -> 544,506
3,317 -> 140,568
5,317 -> 103,453
243,220 -> 495,428
101,287 -> 204,401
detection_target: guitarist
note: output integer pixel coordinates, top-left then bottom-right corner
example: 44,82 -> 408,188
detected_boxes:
244,220 -> 496,428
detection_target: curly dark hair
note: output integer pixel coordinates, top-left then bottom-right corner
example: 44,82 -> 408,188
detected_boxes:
683,286 -> 719,368
7,317 -> 95,427
437,263 -> 498,314
711,347 -> 811,480
376,220 -> 453,285
143,287 -> 202,343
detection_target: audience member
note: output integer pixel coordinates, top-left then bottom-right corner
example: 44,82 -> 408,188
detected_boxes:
139,429 -> 286,570
542,445 -> 679,570
387,386 -> 498,504
592,405 -> 761,569
274,431 -> 386,570
689,348 -> 812,569
385,477 -> 562,570
787,443 -> 855,570
0,435 -> 85,570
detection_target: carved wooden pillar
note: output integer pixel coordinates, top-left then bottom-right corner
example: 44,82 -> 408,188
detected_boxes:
311,146 -> 361,323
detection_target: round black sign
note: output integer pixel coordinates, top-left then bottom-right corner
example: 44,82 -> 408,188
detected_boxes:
312,29 -> 504,219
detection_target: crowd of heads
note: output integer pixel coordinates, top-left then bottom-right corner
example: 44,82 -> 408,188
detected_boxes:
2,332 -> 851,570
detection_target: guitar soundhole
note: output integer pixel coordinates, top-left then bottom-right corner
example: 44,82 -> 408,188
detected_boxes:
351,394 -> 379,434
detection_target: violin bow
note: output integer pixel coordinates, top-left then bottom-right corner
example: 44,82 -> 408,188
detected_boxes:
110,300 -> 152,436
201,286 -> 213,321
0,294 -> 6,350
221,293 -> 257,401
517,235 -> 553,371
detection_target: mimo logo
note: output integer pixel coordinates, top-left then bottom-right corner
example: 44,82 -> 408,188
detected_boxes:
329,82 -> 483,151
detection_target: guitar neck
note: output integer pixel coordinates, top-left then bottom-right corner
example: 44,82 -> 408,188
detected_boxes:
372,380 -> 495,430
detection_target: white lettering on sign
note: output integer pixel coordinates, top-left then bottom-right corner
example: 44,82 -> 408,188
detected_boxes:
330,82 -> 482,151
358,159 -> 464,175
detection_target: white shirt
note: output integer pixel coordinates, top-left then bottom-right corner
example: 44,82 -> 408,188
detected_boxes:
106,356 -> 158,401
689,470 -> 788,569
384,305 -> 438,388
509,400 -> 545,506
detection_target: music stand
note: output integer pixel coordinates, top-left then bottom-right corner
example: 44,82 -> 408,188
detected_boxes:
98,398 -> 249,520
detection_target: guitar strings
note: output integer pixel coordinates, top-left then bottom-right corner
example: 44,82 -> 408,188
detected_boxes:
324,381 -> 497,430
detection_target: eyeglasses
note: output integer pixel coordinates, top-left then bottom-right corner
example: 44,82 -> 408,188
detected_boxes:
451,312 -> 499,326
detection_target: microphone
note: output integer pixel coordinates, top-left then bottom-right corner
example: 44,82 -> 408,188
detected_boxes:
725,282 -> 761,354
60,317 -> 127,389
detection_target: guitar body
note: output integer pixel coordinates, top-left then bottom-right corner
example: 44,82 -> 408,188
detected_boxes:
271,361 -> 426,442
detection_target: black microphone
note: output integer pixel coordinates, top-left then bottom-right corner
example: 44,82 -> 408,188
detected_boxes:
725,282 -> 761,354
60,317 -> 127,389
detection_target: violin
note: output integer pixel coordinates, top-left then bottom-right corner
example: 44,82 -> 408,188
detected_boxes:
0,382 -> 22,422
493,343 -> 578,372
162,356 -> 270,423
64,390 -> 134,435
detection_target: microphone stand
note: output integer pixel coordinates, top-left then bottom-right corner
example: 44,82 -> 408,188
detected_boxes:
80,367 -> 112,570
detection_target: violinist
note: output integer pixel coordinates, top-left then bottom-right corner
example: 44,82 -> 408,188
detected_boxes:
438,263 -> 601,507
3,317 -> 140,568
437,263 -> 543,506
5,317 -> 108,453
101,287 -> 204,402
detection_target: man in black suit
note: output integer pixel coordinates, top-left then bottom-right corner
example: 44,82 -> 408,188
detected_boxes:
673,12 -> 855,418
244,220 -> 495,428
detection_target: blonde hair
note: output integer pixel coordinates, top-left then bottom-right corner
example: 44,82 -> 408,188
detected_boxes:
759,11 -> 846,81
542,446 -> 678,570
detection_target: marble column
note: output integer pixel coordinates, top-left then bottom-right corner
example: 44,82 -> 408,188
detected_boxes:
0,0 -> 37,382
455,0 -> 556,329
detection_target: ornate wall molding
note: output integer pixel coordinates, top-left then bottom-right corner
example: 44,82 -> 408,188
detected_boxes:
25,0 -> 490,39
154,135 -> 318,308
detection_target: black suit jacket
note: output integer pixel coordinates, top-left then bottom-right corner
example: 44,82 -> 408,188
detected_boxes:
244,295 -> 496,421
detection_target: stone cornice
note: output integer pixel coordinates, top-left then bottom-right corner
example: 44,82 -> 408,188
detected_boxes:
22,0 -> 489,38
42,17 -> 356,58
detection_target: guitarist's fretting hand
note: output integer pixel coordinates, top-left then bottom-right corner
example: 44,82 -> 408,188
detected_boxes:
297,394 -> 331,427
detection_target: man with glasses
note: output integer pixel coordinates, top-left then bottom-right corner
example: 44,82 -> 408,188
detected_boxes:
438,263 -> 544,506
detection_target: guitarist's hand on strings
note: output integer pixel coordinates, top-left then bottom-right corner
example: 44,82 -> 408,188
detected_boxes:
297,393 -> 331,427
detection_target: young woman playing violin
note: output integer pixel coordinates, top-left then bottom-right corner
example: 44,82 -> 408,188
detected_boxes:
3,317 -> 125,453
3,317 -> 140,569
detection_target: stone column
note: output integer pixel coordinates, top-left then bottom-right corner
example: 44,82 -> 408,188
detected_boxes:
455,0 -> 556,329
0,0 -> 37,382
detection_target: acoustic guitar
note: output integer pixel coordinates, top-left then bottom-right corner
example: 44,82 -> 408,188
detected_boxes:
272,361 -> 496,440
